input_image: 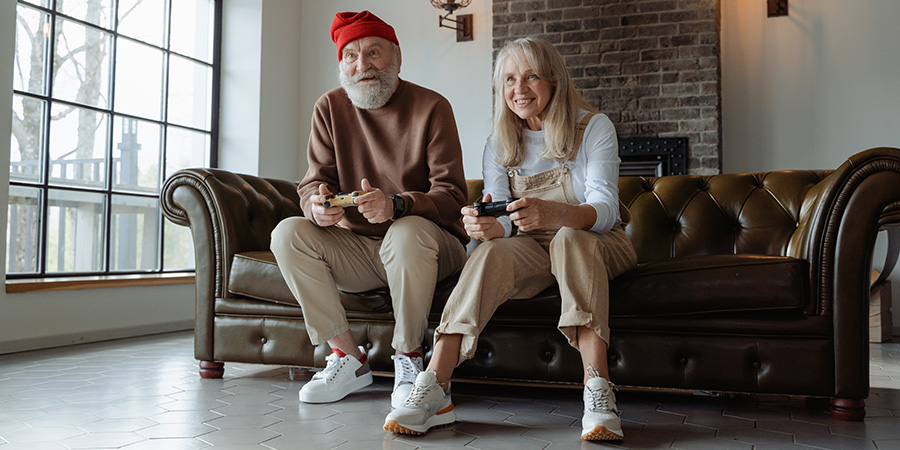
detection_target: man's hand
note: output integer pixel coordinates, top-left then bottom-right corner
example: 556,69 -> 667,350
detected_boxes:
354,178 -> 393,224
463,194 -> 506,241
309,184 -> 345,227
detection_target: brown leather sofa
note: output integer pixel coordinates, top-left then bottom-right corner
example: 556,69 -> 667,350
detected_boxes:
161,147 -> 900,421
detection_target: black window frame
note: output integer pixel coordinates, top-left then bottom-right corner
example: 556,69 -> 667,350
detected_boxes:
8,0 -> 221,279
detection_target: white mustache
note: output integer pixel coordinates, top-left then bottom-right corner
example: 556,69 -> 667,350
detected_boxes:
348,69 -> 388,85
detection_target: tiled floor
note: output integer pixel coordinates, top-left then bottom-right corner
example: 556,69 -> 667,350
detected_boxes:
0,331 -> 898,450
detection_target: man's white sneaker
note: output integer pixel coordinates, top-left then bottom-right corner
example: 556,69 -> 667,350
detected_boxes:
383,370 -> 455,435
390,354 -> 424,409
581,373 -> 624,440
299,346 -> 373,404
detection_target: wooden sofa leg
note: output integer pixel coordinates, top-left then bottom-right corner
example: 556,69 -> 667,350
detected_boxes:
199,361 -> 224,379
830,398 -> 865,421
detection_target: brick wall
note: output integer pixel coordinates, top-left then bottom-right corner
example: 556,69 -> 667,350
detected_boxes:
492,0 -> 721,174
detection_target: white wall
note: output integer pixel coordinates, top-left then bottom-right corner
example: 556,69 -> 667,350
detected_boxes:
218,0 -> 305,181
218,0 -> 263,175
721,0 -> 900,333
296,0 -> 494,180
1,0 -> 13,277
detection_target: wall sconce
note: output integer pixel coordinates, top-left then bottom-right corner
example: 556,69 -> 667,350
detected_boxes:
431,0 -> 473,42
767,0 -> 788,17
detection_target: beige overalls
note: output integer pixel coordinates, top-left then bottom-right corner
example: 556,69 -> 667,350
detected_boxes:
435,114 -> 638,366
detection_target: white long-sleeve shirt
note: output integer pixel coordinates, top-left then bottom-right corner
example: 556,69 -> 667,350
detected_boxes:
482,111 -> 621,237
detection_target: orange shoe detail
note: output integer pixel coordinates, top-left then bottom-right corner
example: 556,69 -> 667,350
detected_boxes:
581,425 -> 624,441
383,419 -> 424,436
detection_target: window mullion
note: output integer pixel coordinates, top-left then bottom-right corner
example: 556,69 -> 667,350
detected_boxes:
36,0 -> 59,276
103,6 -> 119,274
156,0 -> 173,272
209,0 -> 222,168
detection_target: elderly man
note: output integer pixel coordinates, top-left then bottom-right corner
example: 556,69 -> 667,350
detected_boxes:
270,11 -> 468,407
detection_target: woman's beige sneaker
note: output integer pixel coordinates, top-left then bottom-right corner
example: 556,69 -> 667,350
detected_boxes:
384,370 -> 455,435
581,373 -> 624,440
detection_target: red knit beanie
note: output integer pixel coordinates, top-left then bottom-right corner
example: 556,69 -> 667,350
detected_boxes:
330,11 -> 399,61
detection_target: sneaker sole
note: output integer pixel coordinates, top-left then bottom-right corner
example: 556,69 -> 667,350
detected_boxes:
383,405 -> 456,435
581,425 -> 624,441
299,371 -> 373,403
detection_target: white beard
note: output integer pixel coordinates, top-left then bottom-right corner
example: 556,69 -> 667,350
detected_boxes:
339,61 -> 401,110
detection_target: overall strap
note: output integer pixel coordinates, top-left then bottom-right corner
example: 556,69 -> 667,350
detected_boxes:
567,112 -> 596,162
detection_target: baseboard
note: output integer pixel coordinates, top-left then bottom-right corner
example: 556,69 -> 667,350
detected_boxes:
0,320 -> 194,355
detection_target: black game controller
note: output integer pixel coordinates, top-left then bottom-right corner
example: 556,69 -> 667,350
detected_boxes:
473,198 -> 519,216
323,191 -> 363,208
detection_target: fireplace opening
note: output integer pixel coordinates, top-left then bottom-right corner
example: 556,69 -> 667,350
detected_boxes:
618,137 -> 687,177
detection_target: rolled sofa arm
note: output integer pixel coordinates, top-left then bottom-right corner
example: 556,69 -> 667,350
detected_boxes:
160,168 -> 303,360
787,147 -> 900,399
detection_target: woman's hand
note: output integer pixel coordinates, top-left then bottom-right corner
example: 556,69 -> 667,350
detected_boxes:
508,197 -> 596,232
462,194 -> 506,241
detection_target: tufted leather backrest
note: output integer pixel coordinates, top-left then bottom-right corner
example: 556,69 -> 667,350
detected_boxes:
618,171 -> 831,264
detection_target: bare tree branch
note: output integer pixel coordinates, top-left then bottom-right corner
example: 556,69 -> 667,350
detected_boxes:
118,1 -> 143,24
55,117 -> 104,160
50,105 -> 76,121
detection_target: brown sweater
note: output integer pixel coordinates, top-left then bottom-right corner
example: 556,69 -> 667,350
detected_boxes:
298,80 -> 468,244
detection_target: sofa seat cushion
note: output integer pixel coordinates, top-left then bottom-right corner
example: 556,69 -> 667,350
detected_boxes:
610,254 -> 808,317
229,251 -> 393,314
229,251 -> 296,305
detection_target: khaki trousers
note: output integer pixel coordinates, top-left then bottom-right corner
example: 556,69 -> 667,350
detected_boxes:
436,226 -> 635,365
271,216 -> 466,352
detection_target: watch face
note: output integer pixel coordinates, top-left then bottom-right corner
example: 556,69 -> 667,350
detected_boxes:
391,195 -> 404,219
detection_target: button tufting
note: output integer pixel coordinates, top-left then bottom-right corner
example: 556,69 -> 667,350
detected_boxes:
680,357 -> 688,366
752,361 -> 761,369
260,337 -> 267,344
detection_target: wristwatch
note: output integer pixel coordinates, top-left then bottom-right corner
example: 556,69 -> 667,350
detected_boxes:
390,194 -> 406,220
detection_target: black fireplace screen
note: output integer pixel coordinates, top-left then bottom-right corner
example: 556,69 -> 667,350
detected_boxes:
618,137 -> 687,177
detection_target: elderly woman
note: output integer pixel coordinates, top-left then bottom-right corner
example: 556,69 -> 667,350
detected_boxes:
384,37 -> 637,441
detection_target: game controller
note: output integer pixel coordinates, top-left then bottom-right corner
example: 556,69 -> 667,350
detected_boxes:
473,198 -> 519,216
323,191 -> 364,208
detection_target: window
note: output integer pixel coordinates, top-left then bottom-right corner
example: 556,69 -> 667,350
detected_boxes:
8,0 -> 220,277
